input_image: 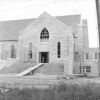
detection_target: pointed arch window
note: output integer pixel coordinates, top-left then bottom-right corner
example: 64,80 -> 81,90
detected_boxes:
40,28 -> 49,41
29,42 -> 32,59
57,42 -> 61,58
11,45 -> 16,58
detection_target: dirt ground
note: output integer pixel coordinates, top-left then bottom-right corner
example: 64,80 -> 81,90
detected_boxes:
0,74 -> 100,89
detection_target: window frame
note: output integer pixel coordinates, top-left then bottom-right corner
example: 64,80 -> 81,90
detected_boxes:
83,66 -> 91,73
11,45 -> 16,59
57,42 -> 61,58
40,28 -> 49,42
29,42 -> 33,59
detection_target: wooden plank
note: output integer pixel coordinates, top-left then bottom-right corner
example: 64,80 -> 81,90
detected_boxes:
16,63 -> 43,77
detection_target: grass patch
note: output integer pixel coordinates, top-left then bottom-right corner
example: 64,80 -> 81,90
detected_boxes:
0,82 -> 100,100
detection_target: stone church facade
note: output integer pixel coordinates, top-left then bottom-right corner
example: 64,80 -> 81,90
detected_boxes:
0,12 -> 99,76
18,12 -> 74,74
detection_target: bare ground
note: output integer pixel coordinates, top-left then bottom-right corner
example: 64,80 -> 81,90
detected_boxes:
0,74 -> 100,89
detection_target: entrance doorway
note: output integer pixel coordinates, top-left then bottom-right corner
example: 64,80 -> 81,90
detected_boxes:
39,52 -> 49,63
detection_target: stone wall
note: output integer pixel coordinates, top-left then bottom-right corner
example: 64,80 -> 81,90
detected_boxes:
0,41 -> 18,60
83,61 -> 99,76
18,12 -> 74,75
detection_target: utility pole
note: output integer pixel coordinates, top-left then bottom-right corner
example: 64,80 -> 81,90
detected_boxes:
95,0 -> 100,76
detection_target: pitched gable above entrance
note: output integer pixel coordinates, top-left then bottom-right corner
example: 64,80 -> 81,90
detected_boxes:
0,12 -> 80,41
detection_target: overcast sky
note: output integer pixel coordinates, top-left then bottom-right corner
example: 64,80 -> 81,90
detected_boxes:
0,0 -> 99,48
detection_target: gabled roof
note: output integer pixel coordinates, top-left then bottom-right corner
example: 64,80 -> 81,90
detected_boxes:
0,12 -> 80,41
57,15 -> 80,34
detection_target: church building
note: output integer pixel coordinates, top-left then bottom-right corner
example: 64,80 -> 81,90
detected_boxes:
0,12 -> 99,76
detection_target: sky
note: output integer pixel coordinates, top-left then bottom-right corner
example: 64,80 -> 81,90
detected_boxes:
0,0 -> 99,48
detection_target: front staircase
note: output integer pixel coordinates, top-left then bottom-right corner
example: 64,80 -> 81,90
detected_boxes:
0,61 -> 64,76
0,61 -> 37,74
34,62 -> 64,75
16,62 -> 64,77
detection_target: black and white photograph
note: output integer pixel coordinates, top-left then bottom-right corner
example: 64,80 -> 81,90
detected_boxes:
0,0 -> 99,100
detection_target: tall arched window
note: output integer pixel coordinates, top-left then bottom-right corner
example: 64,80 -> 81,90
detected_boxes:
57,42 -> 61,58
40,28 -> 49,41
11,45 -> 16,58
29,42 -> 32,59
